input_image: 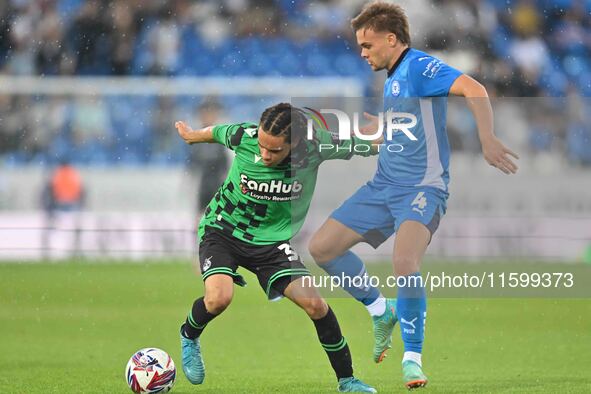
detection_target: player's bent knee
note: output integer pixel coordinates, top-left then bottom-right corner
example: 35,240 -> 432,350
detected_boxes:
308,235 -> 334,264
204,293 -> 232,314
204,283 -> 233,314
302,297 -> 329,320
203,274 -> 234,314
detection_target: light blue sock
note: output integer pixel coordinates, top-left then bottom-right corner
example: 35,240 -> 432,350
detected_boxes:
319,251 -> 381,306
396,272 -> 426,354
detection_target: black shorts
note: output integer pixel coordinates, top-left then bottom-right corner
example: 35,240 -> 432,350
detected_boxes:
198,228 -> 311,300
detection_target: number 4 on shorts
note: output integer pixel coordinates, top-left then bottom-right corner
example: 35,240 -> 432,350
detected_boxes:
411,192 -> 427,209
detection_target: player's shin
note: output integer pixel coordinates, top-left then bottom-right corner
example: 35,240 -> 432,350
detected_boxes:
396,272 -> 426,366
319,251 -> 384,314
182,297 -> 219,339
312,306 -> 353,380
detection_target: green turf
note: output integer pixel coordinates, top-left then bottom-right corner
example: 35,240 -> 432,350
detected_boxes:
1,262 -> 590,393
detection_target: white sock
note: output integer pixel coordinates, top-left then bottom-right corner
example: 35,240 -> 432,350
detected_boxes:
402,351 -> 422,367
365,296 -> 386,316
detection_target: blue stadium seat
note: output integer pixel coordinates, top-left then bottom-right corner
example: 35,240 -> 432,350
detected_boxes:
566,121 -> 591,164
490,26 -> 511,59
537,0 -> 574,10
577,72 -> 591,96
131,20 -> 159,75
529,128 -> 554,152
333,53 -> 362,76
57,0 -> 85,20
539,60 -> 569,96
179,27 -> 208,75
486,0 -> 513,10
562,55 -> 589,81
247,53 -> 274,76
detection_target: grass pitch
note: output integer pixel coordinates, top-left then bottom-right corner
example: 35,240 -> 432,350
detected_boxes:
1,261 -> 590,393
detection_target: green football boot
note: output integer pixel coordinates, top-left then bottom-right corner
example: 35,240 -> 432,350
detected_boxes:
372,298 -> 397,363
180,326 -> 205,384
402,360 -> 428,389
337,377 -> 377,393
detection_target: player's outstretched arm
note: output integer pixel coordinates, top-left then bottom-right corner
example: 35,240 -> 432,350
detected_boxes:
175,121 -> 215,144
449,75 -> 519,174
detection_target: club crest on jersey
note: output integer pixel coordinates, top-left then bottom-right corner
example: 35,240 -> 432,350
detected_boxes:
391,81 -> 401,96
202,256 -> 213,271
240,174 -> 303,201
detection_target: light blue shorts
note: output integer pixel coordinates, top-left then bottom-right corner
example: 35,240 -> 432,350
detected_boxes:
330,182 -> 448,248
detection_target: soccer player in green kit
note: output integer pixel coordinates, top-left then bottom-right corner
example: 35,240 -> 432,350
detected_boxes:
175,103 -> 379,393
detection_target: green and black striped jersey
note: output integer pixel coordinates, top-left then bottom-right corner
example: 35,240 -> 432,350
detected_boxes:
197,122 -> 375,245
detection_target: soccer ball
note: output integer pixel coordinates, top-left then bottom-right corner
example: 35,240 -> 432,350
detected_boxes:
125,348 -> 176,393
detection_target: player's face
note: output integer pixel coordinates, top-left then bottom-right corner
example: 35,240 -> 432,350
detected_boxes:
258,128 -> 292,167
356,28 -> 397,71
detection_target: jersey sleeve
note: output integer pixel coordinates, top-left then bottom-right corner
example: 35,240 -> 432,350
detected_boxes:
212,123 -> 257,150
315,128 -> 376,161
408,56 -> 462,97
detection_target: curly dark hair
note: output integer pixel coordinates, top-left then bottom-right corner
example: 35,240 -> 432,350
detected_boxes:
259,103 -> 307,144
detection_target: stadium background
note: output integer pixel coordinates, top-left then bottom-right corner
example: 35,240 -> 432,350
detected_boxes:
1,1 -> 590,393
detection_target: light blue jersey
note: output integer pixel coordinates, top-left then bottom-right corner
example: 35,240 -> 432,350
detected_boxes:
331,48 -> 462,247
328,49 -> 461,366
374,48 -> 462,192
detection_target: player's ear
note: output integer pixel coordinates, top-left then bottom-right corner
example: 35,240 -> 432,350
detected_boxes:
387,33 -> 397,47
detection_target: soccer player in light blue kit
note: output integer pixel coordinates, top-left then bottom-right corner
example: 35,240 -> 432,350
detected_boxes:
309,2 -> 519,389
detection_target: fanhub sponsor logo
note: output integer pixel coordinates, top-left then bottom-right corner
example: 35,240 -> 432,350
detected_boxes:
240,174 -> 303,201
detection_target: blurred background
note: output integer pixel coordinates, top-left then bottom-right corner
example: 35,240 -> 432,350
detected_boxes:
0,0 -> 590,261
